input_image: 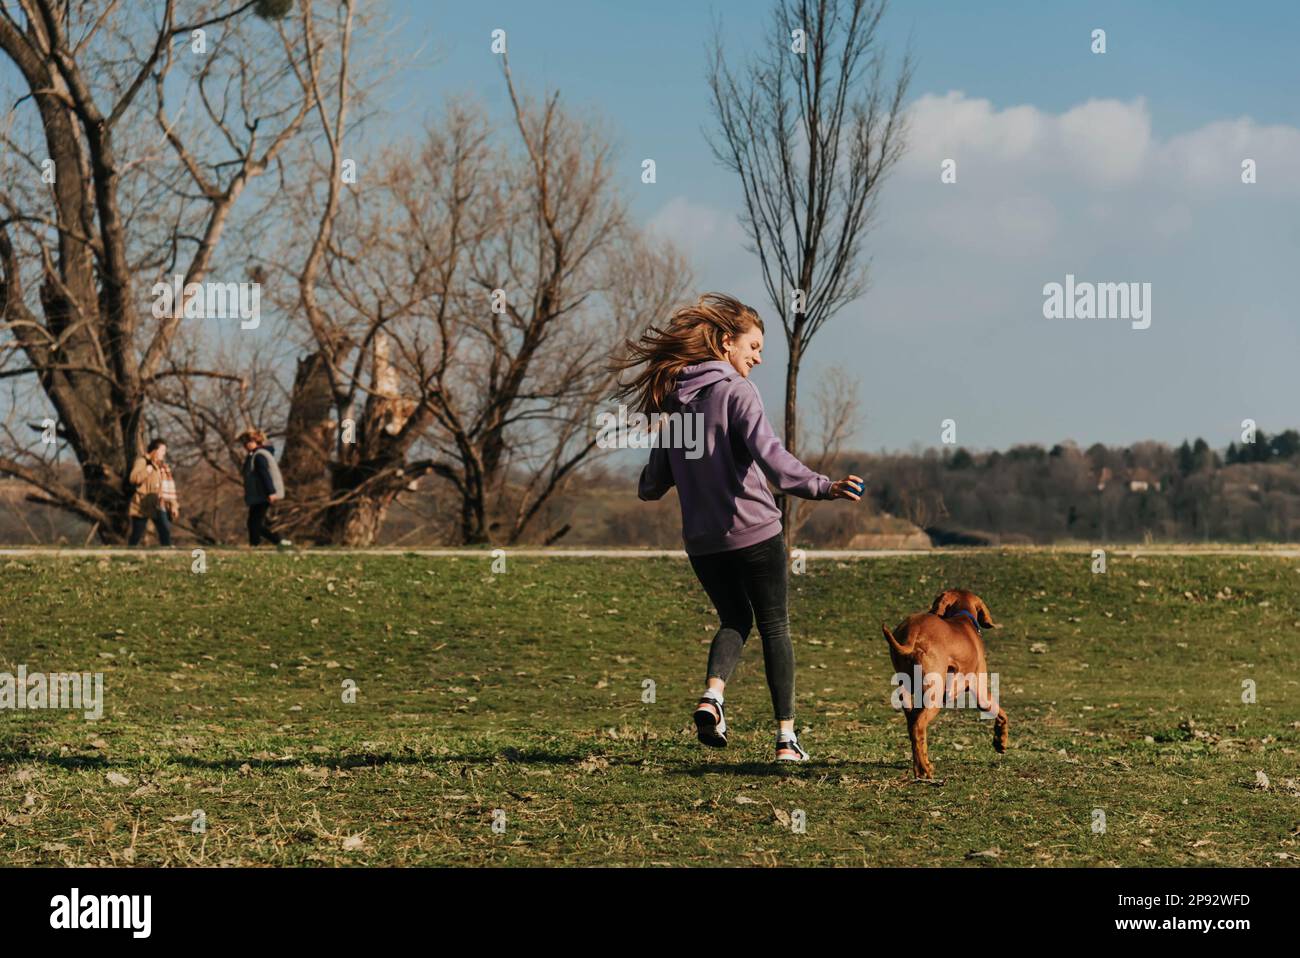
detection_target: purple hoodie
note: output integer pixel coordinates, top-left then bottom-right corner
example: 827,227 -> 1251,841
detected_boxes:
638,361 -> 831,555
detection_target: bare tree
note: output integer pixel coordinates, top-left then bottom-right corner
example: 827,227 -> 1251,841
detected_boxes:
270,56 -> 688,545
708,0 -> 910,544
0,0 -> 331,540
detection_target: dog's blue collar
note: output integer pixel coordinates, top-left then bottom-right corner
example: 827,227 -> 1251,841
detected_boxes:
945,609 -> 982,633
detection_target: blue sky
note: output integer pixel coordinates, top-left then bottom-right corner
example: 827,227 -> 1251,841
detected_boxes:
383,0 -> 1300,452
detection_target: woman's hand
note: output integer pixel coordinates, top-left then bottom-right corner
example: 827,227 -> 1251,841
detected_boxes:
829,475 -> 865,501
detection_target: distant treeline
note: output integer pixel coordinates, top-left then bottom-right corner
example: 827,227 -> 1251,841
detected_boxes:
5,430 -> 1299,547
840,430 -> 1300,544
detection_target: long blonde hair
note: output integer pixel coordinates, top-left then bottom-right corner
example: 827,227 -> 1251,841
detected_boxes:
613,293 -> 763,413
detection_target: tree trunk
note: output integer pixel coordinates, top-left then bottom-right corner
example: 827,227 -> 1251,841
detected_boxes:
460,464 -> 489,545
285,334 -> 423,546
781,337 -> 803,548
280,350 -> 335,501
324,492 -> 389,546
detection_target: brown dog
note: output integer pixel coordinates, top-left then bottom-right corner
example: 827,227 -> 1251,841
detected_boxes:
882,589 -> 1008,780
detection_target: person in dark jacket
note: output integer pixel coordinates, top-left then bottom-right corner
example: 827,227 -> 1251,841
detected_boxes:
237,428 -> 292,548
616,293 -> 863,763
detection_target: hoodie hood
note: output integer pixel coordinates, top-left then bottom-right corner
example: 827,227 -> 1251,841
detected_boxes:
672,361 -> 737,406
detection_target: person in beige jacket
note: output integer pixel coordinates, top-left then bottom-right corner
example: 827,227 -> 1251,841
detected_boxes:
128,439 -> 178,546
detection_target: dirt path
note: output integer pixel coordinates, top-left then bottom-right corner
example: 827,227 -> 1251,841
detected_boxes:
3,546 -> 1299,558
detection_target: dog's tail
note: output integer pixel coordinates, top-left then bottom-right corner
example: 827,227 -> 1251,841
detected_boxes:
882,622 -> 913,656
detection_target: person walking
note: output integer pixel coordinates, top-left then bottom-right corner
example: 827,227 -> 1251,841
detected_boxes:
238,428 -> 293,548
127,439 -> 178,546
616,293 -> 863,762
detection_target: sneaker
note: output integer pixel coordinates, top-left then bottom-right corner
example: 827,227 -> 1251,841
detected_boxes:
775,734 -> 808,762
276,539 -> 293,550
693,695 -> 727,748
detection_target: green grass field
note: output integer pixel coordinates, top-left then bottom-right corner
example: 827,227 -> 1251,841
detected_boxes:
0,550 -> 1297,867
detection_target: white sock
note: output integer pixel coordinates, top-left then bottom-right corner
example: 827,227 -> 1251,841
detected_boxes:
702,688 -> 723,704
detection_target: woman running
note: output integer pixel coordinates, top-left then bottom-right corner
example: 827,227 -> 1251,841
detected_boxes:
616,293 -> 863,762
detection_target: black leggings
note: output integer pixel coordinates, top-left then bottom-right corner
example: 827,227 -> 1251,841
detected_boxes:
688,532 -> 795,721
247,502 -> 281,546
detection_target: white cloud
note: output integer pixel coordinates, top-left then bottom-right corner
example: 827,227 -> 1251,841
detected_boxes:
905,92 -> 1046,167
904,91 -> 1300,194
1057,98 -> 1151,185
646,195 -> 748,259
1157,117 -> 1300,189
653,96 -> 1300,270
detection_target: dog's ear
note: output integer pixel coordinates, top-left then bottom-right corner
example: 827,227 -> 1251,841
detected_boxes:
976,598 -> 1001,630
930,590 -> 957,617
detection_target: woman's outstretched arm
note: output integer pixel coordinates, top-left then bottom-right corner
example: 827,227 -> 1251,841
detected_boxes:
729,380 -> 832,500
